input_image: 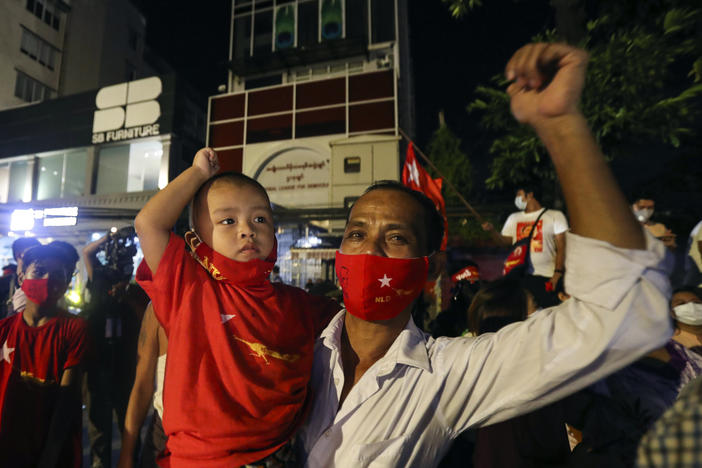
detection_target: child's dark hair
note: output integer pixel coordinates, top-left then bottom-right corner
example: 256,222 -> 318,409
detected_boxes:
189,172 -> 271,229
358,180 -> 444,255
467,277 -> 528,335
22,242 -> 79,278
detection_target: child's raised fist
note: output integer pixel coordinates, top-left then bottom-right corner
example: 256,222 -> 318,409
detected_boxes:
193,147 -> 220,178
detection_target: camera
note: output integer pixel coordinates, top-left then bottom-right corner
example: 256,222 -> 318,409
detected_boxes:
101,226 -> 138,284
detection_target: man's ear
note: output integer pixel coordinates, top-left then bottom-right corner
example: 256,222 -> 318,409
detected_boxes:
428,251 -> 446,282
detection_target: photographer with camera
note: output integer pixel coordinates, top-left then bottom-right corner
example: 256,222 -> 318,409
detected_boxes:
82,228 -> 148,468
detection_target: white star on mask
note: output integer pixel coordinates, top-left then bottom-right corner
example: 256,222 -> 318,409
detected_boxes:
378,274 -> 392,288
1,340 -> 14,364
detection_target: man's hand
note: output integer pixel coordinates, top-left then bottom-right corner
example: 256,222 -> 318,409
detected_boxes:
505,43 -> 588,127
193,147 -> 220,178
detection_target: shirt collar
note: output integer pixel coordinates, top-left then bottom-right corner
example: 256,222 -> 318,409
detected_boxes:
319,310 -> 432,373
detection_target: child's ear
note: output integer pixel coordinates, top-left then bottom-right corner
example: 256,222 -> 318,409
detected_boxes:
17,271 -> 24,286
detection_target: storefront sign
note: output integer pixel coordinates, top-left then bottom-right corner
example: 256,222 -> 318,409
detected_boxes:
254,147 -> 330,208
92,77 -> 162,144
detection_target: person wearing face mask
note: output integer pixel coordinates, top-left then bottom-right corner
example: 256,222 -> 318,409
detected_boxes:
296,42 -> 674,468
671,287 -> 702,356
0,237 -> 41,319
632,197 -> 676,249
0,242 -> 87,468
483,185 -> 568,308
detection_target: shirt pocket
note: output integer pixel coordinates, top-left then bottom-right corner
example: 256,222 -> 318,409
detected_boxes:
354,435 -> 408,467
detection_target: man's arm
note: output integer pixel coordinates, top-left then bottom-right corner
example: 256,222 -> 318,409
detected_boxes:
37,367 -> 82,468
481,222 -> 513,247
436,43 -> 671,434
550,232 -> 566,286
505,43 -> 643,249
117,304 -> 160,468
82,234 -> 109,281
134,148 -> 219,273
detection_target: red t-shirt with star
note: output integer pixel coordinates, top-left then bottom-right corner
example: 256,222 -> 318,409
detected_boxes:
0,311 -> 87,468
136,233 -> 339,468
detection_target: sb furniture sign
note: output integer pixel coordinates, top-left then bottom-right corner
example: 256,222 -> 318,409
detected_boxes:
92,77 -> 162,144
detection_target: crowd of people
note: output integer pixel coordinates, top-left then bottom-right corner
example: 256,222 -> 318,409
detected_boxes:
0,42 -> 701,468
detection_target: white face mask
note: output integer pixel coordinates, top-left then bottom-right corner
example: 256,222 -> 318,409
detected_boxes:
673,302 -> 702,326
515,195 -> 527,211
633,207 -> 653,223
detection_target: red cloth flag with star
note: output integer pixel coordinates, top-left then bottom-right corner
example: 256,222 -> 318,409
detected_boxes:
401,142 -> 448,250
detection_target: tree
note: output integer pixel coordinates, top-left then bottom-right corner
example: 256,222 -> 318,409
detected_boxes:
465,1 -> 702,193
426,120 -> 473,206
424,119 -> 490,243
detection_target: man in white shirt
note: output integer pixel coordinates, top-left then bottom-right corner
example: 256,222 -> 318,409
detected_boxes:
297,42 -> 672,468
499,186 -> 568,306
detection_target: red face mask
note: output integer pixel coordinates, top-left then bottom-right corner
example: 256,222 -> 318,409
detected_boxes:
335,251 -> 429,321
21,278 -> 50,305
184,231 -> 277,287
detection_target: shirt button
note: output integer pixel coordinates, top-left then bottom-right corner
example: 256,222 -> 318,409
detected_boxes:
334,378 -> 339,385
324,430 -> 331,438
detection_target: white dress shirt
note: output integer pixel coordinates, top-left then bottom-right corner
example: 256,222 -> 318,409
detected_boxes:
298,231 -> 672,468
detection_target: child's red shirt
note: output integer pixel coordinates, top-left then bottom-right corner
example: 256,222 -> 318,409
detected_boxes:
0,311 -> 87,468
136,233 -> 338,467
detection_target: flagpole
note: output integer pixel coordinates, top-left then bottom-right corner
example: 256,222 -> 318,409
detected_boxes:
398,128 -> 505,245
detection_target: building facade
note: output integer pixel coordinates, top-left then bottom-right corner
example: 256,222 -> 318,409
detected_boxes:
208,0 -> 413,283
1,0 -> 158,110
0,75 -> 205,299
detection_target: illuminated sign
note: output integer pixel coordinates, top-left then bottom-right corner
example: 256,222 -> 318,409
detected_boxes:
92,77 -> 162,144
254,147 -> 330,208
10,206 -> 78,231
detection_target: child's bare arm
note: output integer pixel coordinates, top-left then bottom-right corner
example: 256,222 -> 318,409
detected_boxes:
135,148 -> 219,273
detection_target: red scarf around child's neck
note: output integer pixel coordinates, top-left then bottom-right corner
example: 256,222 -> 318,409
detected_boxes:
184,231 -> 277,288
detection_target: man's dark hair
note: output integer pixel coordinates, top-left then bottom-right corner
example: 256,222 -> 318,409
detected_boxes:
517,185 -> 542,203
48,241 -> 80,276
22,243 -> 78,278
358,180 -> 444,254
467,277 -> 528,335
189,172 -> 271,230
12,237 -> 41,261
672,286 -> 702,300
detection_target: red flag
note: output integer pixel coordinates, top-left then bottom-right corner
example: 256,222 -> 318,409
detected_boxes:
401,143 -> 448,251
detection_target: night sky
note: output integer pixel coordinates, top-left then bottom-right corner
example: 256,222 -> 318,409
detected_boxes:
134,0 -> 553,149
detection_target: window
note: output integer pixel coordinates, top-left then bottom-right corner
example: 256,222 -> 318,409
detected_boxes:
96,141 -> 163,195
233,14 -> 252,59
26,0 -> 60,30
0,159 -> 33,203
274,4 -> 295,50
14,70 -> 54,102
320,0 -> 343,40
20,28 -> 57,70
297,1 -> 318,49
370,0 -> 395,43
345,0 -> 365,40
36,150 -> 88,200
253,10 -> 273,55
344,156 -> 361,173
